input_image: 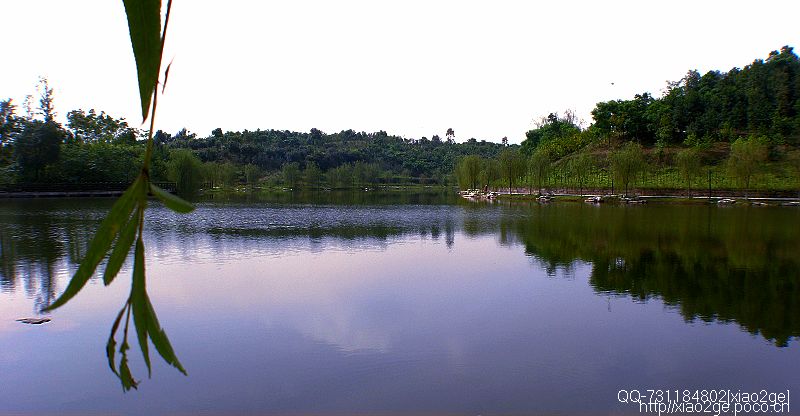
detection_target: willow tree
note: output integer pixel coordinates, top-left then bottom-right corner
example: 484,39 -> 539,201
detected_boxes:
727,136 -> 768,198
568,151 -> 593,196
455,155 -> 481,190
528,148 -> 551,195
168,149 -> 203,196
610,142 -> 645,197
676,148 -> 702,197
498,149 -> 525,194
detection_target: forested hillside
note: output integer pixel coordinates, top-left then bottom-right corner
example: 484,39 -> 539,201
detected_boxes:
1,46 -> 798,195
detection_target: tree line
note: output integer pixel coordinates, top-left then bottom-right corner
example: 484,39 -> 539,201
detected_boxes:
2,46 -> 799,196
1,78 -> 508,194
455,46 -> 800,197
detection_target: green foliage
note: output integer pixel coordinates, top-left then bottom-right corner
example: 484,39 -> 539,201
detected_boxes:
0,99 -> 19,159
528,148 -> 551,194
727,136 -> 769,197
281,162 -> 301,188
67,109 -> 138,144
610,142 -> 645,196
497,149 -> 525,193
43,177 -> 147,312
520,111 -> 581,156
243,163 -> 260,188
567,151 -> 593,196
57,142 -> 142,183
36,77 -> 57,123
591,46 -> 800,145
45,0 -> 191,392
480,158 -> 500,189
675,148 -> 702,196
122,0 -> 167,121
455,155 -> 482,190
303,161 -> 322,188
168,149 -> 203,196
14,121 -> 64,181
326,163 -> 353,188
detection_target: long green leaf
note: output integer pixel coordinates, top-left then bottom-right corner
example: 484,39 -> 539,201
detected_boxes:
103,209 -> 140,285
106,306 -> 127,376
131,236 -> 151,376
122,0 -> 162,121
145,294 -> 187,375
43,178 -> 145,312
150,183 -> 194,213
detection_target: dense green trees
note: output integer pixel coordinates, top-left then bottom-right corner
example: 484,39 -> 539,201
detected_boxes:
14,121 -> 65,181
168,149 -> 204,196
591,46 -> 800,146
67,109 -> 138,145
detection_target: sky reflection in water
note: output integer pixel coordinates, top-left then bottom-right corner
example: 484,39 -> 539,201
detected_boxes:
1,196 -> 798,414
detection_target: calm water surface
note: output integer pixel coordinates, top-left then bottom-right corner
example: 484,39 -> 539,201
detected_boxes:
1,191 -> 799,415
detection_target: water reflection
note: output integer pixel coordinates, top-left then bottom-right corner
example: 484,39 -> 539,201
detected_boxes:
497,204 -> 800,346
2,194 -> 799,413
2,196 -> 799,348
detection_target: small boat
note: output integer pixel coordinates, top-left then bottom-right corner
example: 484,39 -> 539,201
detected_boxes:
585,196 -> 602,204
717,198 -> 736,205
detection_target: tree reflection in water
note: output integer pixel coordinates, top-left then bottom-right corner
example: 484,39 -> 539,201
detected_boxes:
2,196 -> 798,347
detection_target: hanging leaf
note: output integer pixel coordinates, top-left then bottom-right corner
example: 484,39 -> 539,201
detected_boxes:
119,340 -> 139,391
103,209 -> 141,285
131,236 -> 152,376
122,0 -> 163,121
43,178 -> 146,312
150,183 -> 194,213
106,306 -> 127,376
145,293 -> 187,375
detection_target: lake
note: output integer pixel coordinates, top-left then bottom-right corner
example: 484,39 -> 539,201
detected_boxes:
1,191 -> 799,415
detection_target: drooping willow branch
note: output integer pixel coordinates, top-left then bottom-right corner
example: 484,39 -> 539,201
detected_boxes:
43,0 -> 192,391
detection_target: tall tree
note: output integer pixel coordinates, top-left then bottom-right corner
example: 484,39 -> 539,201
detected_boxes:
455,155 -> 482,190
304,161 -> 322,188
14,121 -> 65,181
36,77 -> 56,123
675,148 -> 702,197
528,148 -> 551,195
168,149 -> 204,196
0,99 -> 19,164
727,136 -> 768,198
282,162 -> 301,188
610,142 -> 645,197
568,151 -> 593,196
498,149 -> 524,193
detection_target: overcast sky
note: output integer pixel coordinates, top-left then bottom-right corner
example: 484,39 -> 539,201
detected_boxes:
2,0 -> 799,143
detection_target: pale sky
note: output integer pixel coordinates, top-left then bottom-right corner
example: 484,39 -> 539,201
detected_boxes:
2,0 -> 799,144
